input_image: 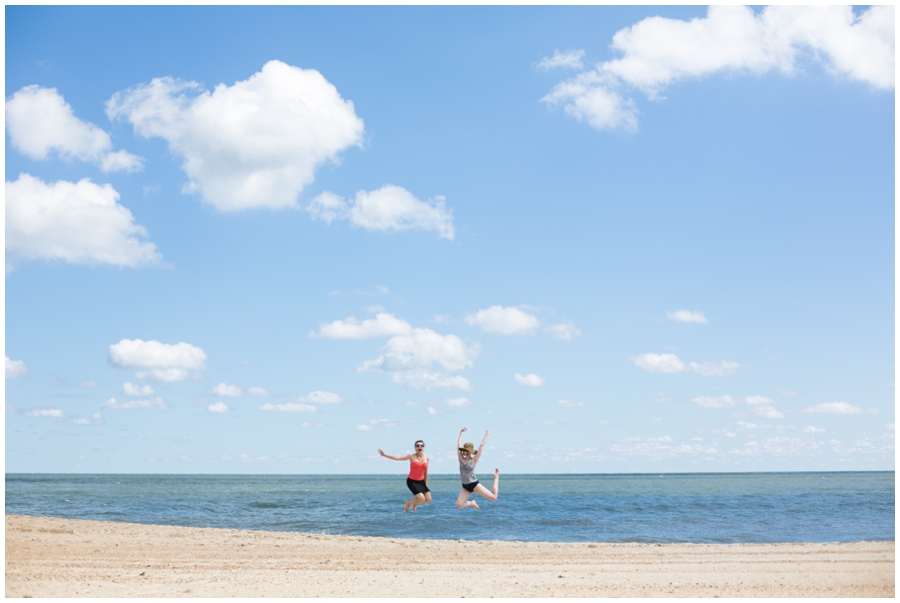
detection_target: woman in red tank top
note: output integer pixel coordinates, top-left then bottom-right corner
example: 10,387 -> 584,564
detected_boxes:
378,440 -> 431,512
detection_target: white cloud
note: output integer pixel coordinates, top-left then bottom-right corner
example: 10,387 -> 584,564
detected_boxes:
631,353 -> 685,373
427,406 -> 440,415
803,401 -> 865,415
543,5 -> 894,132
6,174 -> 162,267
123,382 -> 155,396
299,391 -> 343,404
312,312 -> 412,339
107,60 -> 364,211
109,339 -> 206,383
213,383 -> 243,397
465,305 -> 540,335
25,408 -> 65,418
667,309 -> 708,324
102,397 -> 168,410
248,387 -> 270,397
515,373 -> 545,387
745,395 -> 784,419
356,424 -> 373,431
259,402 -> 317,413
557,400 -> 585,408
536,49 -> 586,71
208,401 -> 229,413
70,413 -> 104,425
135,369 -> 189,382
546,321 -> 582,340
6,85 -> 143,172
688,360 -> 740,377
308,185 -> 455,240
691,395 -> 737,408
358,328 -> 479,391
804,426 -> 826,433
446,396 -> 471,407
6,356 -> 28,379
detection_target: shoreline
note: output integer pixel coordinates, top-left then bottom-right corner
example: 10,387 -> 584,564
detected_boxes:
6,515 -> 895,598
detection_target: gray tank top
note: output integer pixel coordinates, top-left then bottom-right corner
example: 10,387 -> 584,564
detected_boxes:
459,459 -> 477,485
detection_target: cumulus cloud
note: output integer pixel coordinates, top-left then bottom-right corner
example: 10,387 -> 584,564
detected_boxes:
803,401 -> 867,415
212,383 -> 243,397
102,397 -> 168,410
311,312 -> 412,339
135,369 -> 189,382
632,353 -> 739,376
515,373 -> 545,387
107,60 -> 364,212
546,321 -> 582,340
248,387 -> 270,397
465,306 -> 540,335
357,418 -> 398,430
70,413 -> 104,425
667,309 -> 708,324
691,395 -> 737,408
307,185 -> 455,240
557,400 -> 585,408
543,5 -> 894,132
298,391 -> 343,404
122,382 -> 155,396
208,401 -> 229,413
359,328 -> 479,391
446,396 -> 471,407
6,174 -> 162,267
631,353 -> 685,374
109,339 -> 206,383
745,395 -> 784,419
259,402 -> 317,413
6,85 -> 143,172
6,356 -> 28,379
688,360 -> 740,377
536,49 -> 586,70
804,425 -> 826,433
25,408 -> 65,418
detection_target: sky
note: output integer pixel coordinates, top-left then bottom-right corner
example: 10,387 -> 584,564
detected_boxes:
4,5 -> 895,474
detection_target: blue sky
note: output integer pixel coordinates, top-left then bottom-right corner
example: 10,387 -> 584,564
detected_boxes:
5,5 -> 894,474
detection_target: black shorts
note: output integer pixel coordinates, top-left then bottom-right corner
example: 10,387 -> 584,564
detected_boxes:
407,478 -> 430,496
462,480 -> 480,493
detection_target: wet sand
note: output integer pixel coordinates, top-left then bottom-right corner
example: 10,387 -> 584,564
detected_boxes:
5,515 -> 894,598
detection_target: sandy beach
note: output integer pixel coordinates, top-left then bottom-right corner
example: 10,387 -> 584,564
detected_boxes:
5,514 -> 893,598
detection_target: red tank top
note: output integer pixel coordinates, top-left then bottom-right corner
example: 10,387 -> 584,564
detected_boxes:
408,459 -> 427,481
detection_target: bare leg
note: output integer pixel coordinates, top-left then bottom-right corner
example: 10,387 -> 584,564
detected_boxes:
456,487 -> 479,509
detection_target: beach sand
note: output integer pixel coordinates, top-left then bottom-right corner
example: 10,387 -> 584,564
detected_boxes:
5,515 -> 894,598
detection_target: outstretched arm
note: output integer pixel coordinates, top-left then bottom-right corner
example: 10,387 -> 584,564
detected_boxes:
474,430 -> 489,467
378,449 -> 411,461
457,427 -> 467,462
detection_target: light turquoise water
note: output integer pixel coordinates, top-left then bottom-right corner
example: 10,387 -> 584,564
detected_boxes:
5,471 -> 894,543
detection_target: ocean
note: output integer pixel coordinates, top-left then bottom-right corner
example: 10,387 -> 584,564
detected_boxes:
5,471 -> 893,544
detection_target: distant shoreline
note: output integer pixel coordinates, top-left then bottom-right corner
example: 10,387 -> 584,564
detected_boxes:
6,515 -> 894,597
6,469 -> 895,476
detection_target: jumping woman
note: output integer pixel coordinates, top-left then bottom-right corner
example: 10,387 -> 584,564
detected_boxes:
378,440 -> 431,512
456,427 -> 499,509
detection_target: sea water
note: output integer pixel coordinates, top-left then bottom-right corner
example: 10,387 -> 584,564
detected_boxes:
5,472 -> 893,543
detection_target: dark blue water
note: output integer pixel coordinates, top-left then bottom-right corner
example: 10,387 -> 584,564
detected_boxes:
5,472 -> 893,543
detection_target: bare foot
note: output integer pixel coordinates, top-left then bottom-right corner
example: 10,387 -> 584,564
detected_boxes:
469,500 -> 480,509
494,468 -> 500,477
412,503 -> 418,512
404,500 -> 411,513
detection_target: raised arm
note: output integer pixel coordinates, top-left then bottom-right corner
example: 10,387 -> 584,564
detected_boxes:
473,430 -> 489,467
378,449 -> 412,462
457,427 -> 467,462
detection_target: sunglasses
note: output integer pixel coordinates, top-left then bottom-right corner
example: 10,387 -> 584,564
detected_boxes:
415,444 -> 424,448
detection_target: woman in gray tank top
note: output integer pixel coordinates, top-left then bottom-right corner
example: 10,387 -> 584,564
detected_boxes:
455,427 -> 500,509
